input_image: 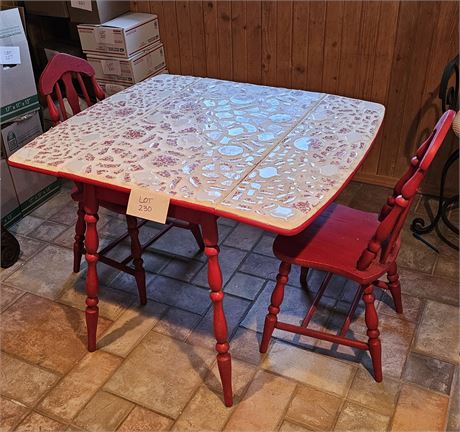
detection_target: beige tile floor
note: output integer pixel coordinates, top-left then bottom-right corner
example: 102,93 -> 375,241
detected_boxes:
1,181 -> 459,432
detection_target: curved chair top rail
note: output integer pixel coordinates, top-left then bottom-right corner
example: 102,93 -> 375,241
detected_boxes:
357,109 -> 456,270
38,53 -> 104,125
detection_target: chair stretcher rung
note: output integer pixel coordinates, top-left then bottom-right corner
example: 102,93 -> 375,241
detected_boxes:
139,222 -> 174,251
373,280 -> 389,290
339,285 -> 363,336
301,272 -> 332,328
98,254 -> 135,275
276,321 -> 369,350
95,218 -> 193,275
98,219 -> 148,256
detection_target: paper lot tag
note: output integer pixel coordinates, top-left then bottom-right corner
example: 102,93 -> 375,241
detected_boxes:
127,188 -> 170,224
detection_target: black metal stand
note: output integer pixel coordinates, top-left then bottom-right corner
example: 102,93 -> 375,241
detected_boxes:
410,55 -> 459,251
411,149 -> 458,251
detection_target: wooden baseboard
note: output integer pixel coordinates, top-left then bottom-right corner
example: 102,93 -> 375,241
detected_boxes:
354,172 -> 458,197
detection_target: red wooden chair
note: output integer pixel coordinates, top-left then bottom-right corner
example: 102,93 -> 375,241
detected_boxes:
260,110 -> 456,381
39,53 -> 205,304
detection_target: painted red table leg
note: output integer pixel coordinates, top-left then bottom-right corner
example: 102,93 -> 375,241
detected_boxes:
126,215 -> 147,305
201,215 -> 233,407
73,202 -> 86,273
83,185 -> 99,352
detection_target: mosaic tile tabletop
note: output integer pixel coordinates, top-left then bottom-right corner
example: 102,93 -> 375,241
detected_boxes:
9,74 -> 385,232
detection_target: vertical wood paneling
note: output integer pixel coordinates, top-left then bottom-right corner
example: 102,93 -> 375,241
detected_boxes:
132,1 -> 151,13
136,1 -> 458,193
337,1 -> 363,97
261,1 -> 277,86
246,0 -> 262,84
291,1 -> 309,90
354,1 -> 380,100
217,1 -> 233,80
231,1 -> 247,82
360,1 -> 400,175
377,0 -> 420,176
393,1 -> 441,177
276,1 -> 293,88
203,1 -> 219,78
175,1 -> 194,75
161,1 -> 181,73
322,1 -> 343,94
189,1 -> 207,76
306,1 -> 326,92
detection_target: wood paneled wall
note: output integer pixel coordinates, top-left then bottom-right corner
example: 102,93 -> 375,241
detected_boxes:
131,0 -> 459,194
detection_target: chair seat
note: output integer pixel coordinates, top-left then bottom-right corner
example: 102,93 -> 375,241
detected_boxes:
273,203 -> 397,284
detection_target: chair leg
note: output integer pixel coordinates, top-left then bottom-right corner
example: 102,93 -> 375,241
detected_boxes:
190,223 -> 205,251
260,261 -> 291,353
300,267 -> 309,289
387,262 -> 403,313
126,215 -> 147,305
73,202 -> 86,273
363,284 -> 382,382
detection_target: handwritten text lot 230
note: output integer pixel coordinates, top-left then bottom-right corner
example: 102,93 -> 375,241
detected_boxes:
127,188 -> 170,224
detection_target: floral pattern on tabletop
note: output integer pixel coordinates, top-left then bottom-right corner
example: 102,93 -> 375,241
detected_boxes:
218,94 -> 384,229
9,74 -> 384,231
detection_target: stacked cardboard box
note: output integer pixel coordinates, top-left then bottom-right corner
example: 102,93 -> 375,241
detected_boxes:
0,8 -> 60,226
23,1 -> 131,71
77,12 -> 167,96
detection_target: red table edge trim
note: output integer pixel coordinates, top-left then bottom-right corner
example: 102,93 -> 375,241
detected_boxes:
7,118 -> 384,237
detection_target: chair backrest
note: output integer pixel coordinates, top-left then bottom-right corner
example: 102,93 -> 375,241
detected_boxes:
357,110 -> 456,270
39,53 -> 105,125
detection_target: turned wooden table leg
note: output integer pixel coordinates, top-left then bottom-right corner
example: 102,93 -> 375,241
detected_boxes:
126,215 -> 147,305
201,215 -> 233,407
73,202 -> 86,273
83,185 -> 99,352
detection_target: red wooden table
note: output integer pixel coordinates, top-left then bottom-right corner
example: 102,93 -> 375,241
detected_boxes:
8,74 -> 385,406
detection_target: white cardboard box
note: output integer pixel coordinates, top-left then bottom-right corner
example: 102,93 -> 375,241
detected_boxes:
77,12 -> 160,59
0,8 -> 40,124
88,44 -> 165,85
1,111 -> 42,158
1,111 -> 58,211
98,80 -> 131,96
69,1 -> 130,24
99,68 -> 168,95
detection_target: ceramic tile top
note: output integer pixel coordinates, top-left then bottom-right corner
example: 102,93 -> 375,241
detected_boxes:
217,94 -> 384,229
9,74 -> 384,232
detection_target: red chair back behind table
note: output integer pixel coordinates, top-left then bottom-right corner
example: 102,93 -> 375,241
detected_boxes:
39,53 -> 104,125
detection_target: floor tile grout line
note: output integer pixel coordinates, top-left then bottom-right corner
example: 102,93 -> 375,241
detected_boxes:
99,301 -> 172,359
2,400 -> 35,432
113,403 -> 137,432
64,338 -> 175,428
30,348 -> 124,423
445,366 -> 459,431
0,349 -> 67,380
0,289 -> 26,314
276,383 -> 304,432
100,384 -> 178,425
